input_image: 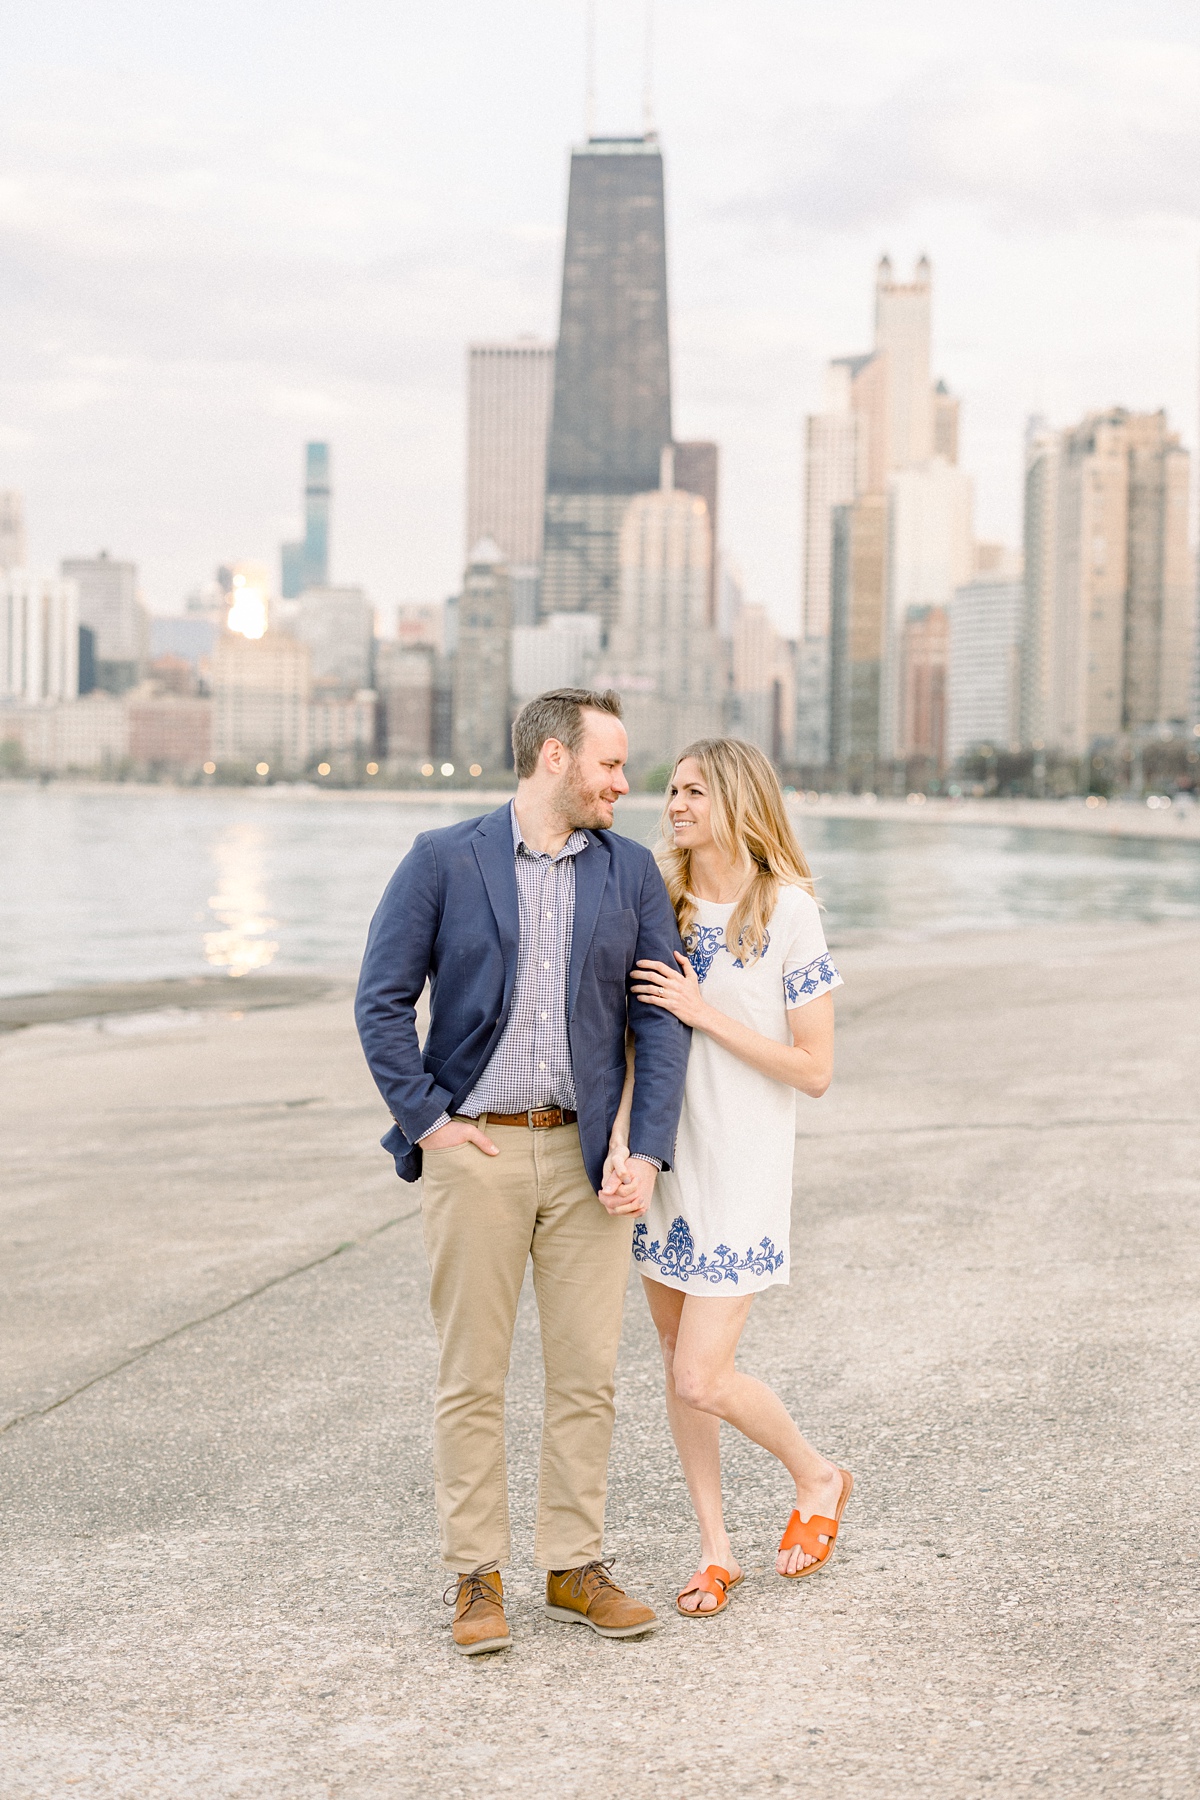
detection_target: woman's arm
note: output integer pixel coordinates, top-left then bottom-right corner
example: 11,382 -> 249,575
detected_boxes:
630,955 -> 834,1098
607,1031 -> 636,1154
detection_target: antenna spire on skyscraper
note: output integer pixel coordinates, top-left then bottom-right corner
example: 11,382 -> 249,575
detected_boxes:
643,0 -> 655,137
585,0 -> 597,138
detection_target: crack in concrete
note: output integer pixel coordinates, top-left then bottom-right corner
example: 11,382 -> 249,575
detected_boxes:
0,1205 -> 421,1440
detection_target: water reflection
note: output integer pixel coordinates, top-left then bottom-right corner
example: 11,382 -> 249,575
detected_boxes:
203,822 -> 279,976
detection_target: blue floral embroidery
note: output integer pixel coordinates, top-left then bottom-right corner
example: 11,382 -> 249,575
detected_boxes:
784,953 -> 840,1006
685,924 -> 724,983
633,1215 -> 784,1286
686,924 -> 769,982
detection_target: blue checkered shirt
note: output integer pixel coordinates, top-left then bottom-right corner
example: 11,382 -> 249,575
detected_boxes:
463,801 -> 586,1116
418,802 -> 659,1166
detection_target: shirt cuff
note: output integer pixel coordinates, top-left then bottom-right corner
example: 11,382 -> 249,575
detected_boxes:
629,1152 -> 663,1170
416,1113 -> 452,1142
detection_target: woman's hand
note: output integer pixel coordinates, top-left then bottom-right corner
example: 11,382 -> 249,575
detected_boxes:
630,953 -> 709,1028
601,1139 -> 631,1194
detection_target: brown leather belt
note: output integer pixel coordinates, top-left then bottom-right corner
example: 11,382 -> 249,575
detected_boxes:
474,1107 -> 578,1130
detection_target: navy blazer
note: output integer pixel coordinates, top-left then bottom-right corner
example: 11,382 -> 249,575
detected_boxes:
354,803 -> 690,1189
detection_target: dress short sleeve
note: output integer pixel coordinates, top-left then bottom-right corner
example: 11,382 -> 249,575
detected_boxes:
780,888 -> 843,1009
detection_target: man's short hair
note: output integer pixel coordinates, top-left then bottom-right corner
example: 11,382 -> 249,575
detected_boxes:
511,688 -> 623,779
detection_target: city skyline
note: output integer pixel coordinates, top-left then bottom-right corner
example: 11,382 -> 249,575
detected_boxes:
0,0 -> 1195,634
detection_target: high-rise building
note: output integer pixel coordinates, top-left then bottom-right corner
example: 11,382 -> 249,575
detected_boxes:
798,353 -> 888,765
281,443 -> 331,598
0,493 -> 27,570
899,605 -> 950,768
293,585 -> 374,692
309,690 -> 377,765
376,641 -> 435,766
730,603 -> 794,765
883,461 -> 974,758
395,602 -> 445,650
601,479 -> 721,772
933,380 -> 960,463
60,552 -> 147,694
1020,419 -> 1059,752
466,340 -> 554,625
874,255 -> 934,471
1025,408 -> 1192,754
673,442 -> 719,625
802,409 -> 859,643
212,632 -> 311,771
0,574 -> 79,703
829,495 -> 888,773
511,613 -> 601,705
452,538 -> 512,772
541,135 -> 672,633
948,574 -> 1024,763
800,259 -> 958,771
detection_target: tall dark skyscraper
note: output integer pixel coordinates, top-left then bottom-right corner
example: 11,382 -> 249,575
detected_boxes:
281,442 -> 331,598
541,136 -> 672,634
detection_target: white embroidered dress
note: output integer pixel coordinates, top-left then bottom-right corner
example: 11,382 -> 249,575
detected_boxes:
633,884 -> 842,1295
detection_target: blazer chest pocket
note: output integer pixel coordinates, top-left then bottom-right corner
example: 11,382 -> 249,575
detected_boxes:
590,908 -> 638,982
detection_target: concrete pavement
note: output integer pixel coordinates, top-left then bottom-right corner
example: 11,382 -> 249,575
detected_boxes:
2,920 -> 1199,1797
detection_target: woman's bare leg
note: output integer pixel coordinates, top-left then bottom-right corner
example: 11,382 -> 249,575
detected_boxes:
642,1276 -> 741,1610
669,1291 -> 844,1575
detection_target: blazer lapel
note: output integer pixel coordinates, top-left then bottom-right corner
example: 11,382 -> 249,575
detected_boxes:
568,832 -> 610,1019
472,807 -> 520,1006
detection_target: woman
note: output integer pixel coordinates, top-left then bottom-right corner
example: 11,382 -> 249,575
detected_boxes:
605,738 -> 852,1617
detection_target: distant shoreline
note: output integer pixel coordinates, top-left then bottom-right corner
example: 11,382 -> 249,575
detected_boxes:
3,779 -> 1199,846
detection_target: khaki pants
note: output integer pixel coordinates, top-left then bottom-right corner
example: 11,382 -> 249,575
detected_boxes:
420,1121 -> 634,1573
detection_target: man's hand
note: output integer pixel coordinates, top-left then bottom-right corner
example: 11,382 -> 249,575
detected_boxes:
598,1146 -> 656,1217
420,1118 -> 499,1157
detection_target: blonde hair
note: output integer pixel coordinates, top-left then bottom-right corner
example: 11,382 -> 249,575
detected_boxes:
657,738 -> 814,965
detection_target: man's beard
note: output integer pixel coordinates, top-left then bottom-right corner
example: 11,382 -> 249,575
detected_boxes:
558,757 -> 614,831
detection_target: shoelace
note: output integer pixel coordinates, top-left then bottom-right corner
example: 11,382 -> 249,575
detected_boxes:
442,1562 -> 499,1611
563,1556 -> 619,1601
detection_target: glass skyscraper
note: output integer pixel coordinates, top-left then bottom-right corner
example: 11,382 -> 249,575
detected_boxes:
541,136 -> 672,636
281,442 -> 331,598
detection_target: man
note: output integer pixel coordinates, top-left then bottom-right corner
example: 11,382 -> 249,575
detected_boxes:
355,688 -> 689,1655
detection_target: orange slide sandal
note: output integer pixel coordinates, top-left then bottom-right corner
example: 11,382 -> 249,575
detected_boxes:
675,1565 -> 742,1618
778,1468 -> 854,1580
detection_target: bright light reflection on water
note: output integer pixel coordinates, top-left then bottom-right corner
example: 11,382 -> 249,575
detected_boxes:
2,787 -> 1199,996
202,822 -> 280,976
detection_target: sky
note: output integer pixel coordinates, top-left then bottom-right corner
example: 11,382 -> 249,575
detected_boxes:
0,0 -> 1198,634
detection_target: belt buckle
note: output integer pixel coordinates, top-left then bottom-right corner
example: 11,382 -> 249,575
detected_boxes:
528,1106 -> 559,1130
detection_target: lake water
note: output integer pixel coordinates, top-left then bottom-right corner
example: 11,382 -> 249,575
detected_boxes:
3,785 -> 1200,997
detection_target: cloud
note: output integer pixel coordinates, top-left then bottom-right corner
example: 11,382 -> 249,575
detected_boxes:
761,40 -> 1200,236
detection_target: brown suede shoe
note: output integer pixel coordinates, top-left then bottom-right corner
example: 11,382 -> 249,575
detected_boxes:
444,1566 -> 512,1656
545,1559 -> 659,1638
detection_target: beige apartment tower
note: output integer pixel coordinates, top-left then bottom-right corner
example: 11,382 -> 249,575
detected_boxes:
1025,409 -> 1191,755
874,255 -> 934,471
603,482 -> 720,773
800,253 -> 966,769
466,341 -> 554,624
829,493 -> 888,771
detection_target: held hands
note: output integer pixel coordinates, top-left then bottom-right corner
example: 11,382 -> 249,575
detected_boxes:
629,952 -> 707,1028
420,1118 -> 499,1156
598,1142 -> 657,1217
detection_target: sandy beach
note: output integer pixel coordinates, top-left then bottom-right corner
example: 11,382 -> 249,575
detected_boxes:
2,920 -> 1198,1797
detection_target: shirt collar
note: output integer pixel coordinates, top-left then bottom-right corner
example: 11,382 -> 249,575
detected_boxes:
509,800 -> 589,863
